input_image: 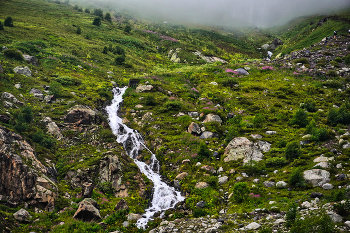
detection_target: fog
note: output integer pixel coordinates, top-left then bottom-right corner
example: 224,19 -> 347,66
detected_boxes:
73,0 -> 350,27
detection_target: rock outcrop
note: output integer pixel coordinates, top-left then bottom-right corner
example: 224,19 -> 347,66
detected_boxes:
23,55 -> 39,66
42,117 -> 63,140
0,126 -> 57,209
13,66 -> 32,77
303,169 -> 330,187
64,105 -> 100,125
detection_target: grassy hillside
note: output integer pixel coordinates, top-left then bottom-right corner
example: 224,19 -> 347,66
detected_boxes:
1,0 -> 350,233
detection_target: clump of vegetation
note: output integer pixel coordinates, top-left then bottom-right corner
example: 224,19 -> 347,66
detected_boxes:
289,168 -> 305,188
105,13 -> 112,22
124,25 -> 132,33
293,58 -> 309,65
76,26 -> 81,34
4,49 -> 23,60
289,210 -> 338,233
0,21 -> 4,30
327,103 -> 350,125
196,143 -> 211,161
290,108 -> 308,127
285,141 -> 301,161
93,8 -> 103,18
93,17 -> 101,26
232,182 -> 250,203
345,54 -> 350,65
4,16 -> 14,27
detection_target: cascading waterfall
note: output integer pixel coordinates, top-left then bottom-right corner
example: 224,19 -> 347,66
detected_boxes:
106,87 -> 185,229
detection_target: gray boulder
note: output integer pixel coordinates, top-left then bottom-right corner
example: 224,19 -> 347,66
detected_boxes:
303,169 -> 330,187
243,222 -> 261,230
263,181 -> 275,187
135,85 -> 153,93
14,66 -> 32,77
327,211 -> 342,222
322,183 -> 333,190
73,198 -> 101,221
23,55 -> 39,66
42,117 -> 63,140
127,213 -> 141,221
13,209 -> 32,222
276,181 -> 287,189
218,176 -> 228,185
234,68 -> 249,75
1,92 -> 20,104
64,105 -> 99,125
196,201 -> 206,208
261,44 -> 269,50
199,131 -> 217,139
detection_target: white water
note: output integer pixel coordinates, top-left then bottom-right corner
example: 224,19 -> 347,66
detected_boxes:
106,87 -> 185,229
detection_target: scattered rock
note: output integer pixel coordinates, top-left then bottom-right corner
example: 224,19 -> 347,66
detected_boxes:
115,199 -> 129,211
196,201 -> 206,208
200,131 -> 218,139
82,182 -> 94,198
265,131 -> 277,135
23,55 -> 39,66
276,181 -> 287,189
263,181 -> 275,187
243,222 -> 261,230
195,182 -> 209,189
218,176 -> 228,185
127,213 -> 141,221
188,122 -> 201,135
175,172 -> 188,180
234,68 -> 249,75
13,66 -> 32,77
42,117 -> 63,140
327,211 -> 342,222
322,183 -> 334,190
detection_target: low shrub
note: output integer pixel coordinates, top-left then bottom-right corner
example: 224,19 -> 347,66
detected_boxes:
289,210 -> 338,233
56,76 -> 81,86
266,157 -> 287,168
345,54 -> 350,65
285,141 -> 301,161
289,168 -> 305,188
232,182 -> 250,203
327,103 -> 350,125
4,16 -> 13,27
293,58 -> 309,64
4,49 -> 23,60
290,108 -> 308,127
242,160 -> 266,175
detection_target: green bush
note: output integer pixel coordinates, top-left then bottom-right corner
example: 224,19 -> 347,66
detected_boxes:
289,168 -> 305,188
327,103 -> 350,125
334,200 -> 350,216
93,9 -> 103,18
76,26 -> 81,34
290,108 -> 308,127
345,54 -> 350,65
285,203 -> 298,228
124,25 -> 132,33
49,81 -> 64,97
289,210 -> 338,233
84,8 -> 90,13
232,182 -> 250,203
197,143 -> 211,161
293,58 -> 309,65
242,160 -> 266,175
105,13 -> 112,22
327,70 -> 338,77
98,182 -> 114,195
102,46 -> 108,54
4,49 -> 23,60
93,17 -> 101,26
193,209 -> 207,217
21,106 -> 33,123
206,176 -> 218,188
4,16 -> 13,27
56,76 -> 81,86
285,141 -> 301,161
0,21 -> 4,31
144,95 -> 157,106
113,46 -> 125,55
265,157 -> 286,168
220,78 -> 239,89
301,99 -> 316,112
114,55 -> 125,65
160,100 -> 183,112
253,113 -> 265,128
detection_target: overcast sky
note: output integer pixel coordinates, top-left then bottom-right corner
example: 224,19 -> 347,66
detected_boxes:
75,0 -> 350,27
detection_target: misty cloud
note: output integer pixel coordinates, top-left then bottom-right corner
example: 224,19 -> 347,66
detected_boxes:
75,0 -> 350,27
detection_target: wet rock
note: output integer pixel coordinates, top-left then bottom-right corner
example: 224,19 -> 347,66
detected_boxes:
202,114 -> 222,124
73,198 -> 101,221
127,213 -> 141,221
188,122 -> 201,135
13,209 -> 32,222
196,201 -> 206,208
303,169 -> 330,187
195,182 -> 209,189
115,199 -> 129,211
23,55 -> 39,66
173,180 -> 181,190
13,66 -> 32,77
64,105 -> 100,125
135,85 -> 153,93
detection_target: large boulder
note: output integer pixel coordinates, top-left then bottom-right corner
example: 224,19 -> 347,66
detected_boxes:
224,137 -> 271,163
199,131 -> 218,139
64,105 -> 100,125
234,68 -> 249,75
13,209 -> 32,222
13,66 -> 32,77
135,85 -> 153,93
202,114 -> 222,124
0,125 -> 57,207
1,92 -> 20,104
73,198 -> 101,221
23,55 -> 39,66
303,169 -> 330,187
